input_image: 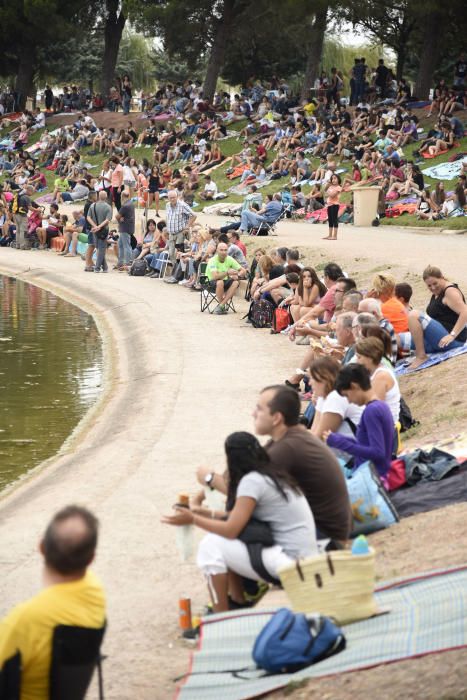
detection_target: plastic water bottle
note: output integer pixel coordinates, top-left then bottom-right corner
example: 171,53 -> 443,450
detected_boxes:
175,494 -> 194,562
203,486 -> 226,511
351,535 -> 370,555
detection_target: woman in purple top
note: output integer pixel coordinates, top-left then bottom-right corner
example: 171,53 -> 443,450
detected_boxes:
324,364 -> 394,481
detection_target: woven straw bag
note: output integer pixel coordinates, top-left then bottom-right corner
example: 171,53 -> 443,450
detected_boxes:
279,548 -> 378,625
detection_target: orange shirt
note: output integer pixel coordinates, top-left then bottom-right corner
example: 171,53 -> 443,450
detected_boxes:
382,296 -> 409,333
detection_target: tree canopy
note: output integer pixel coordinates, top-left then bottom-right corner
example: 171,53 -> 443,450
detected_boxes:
0,0 -> 465,104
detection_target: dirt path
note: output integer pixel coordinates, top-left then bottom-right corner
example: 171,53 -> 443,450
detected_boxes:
0,221 -> 466,699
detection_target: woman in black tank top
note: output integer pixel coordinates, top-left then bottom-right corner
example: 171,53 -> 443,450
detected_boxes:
408,265 -> 467,369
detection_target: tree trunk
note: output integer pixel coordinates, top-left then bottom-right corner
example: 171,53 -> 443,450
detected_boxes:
301,3 -> 329,101
414,9 -> 444,99
15,46 -> 36,111
396,45 -> 405,81
202,0 -> 236,102
101,0 -> 126,102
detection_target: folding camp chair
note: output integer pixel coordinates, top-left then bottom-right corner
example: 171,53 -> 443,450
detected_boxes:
249,204 -> 292,236
50,624 -> 106,700
0,624 -> 106,700
0,652 -> 21,700
156,250 -> 170,279
199,262 -> 236,314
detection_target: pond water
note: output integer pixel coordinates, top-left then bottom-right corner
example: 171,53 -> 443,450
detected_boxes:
0,275 -> 103,490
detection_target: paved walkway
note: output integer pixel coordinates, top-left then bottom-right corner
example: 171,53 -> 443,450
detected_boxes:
0,221 -> 465,698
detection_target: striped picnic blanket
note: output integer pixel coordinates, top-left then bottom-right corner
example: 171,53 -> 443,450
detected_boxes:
177,566 -> 467,700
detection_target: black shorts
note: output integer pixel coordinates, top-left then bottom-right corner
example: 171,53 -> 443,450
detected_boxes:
208,278 -> 234,292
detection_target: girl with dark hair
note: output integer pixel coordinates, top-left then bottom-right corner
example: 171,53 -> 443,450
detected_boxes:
323,174 -> 342,240
162,431 -> 317,612
290,267 -> 326,322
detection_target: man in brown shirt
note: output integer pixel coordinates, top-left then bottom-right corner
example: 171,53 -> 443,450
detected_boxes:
197,385 -> 351,543
253,385 -> 352,542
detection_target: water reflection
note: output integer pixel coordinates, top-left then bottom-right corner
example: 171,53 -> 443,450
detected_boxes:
0,275 -> 103,490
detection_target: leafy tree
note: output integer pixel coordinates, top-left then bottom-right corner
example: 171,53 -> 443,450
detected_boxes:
0,0 -> 91,108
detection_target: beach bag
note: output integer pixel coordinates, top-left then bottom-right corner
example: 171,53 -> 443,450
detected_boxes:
248,299 -> 274,328
344,461 -> 399,536
272,307 -> 291,333
253,609 -> 345,674
129,259 -> 148,276
387,459 -> 407,491
279,549 -> 378,625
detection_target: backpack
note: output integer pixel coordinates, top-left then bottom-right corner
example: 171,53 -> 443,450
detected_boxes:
129,259 -> 148,276
247,299 -> 274,328
253,608 -> 346,674
11,193 -> 28,216
398,395 -> 418,433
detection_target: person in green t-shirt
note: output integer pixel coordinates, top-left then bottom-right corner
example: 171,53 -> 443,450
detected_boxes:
205,241 -> 247,314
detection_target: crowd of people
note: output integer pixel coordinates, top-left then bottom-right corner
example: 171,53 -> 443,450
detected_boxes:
0,60 -> 466,693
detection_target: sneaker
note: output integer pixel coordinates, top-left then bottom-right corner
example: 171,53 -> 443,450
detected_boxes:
164,277 -> 178,284
84,266 -> 94,272
179,279 -> 189,285
213,304 -> 227,315
280,325 -> 292,335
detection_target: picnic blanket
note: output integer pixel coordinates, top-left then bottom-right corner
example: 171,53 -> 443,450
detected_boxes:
421,160 -> 467,180
422,143 -> 460,159
35,193 -> 55,205
305,204 -> 347,223
395,344 -> 467,375
177,566 -> 467,700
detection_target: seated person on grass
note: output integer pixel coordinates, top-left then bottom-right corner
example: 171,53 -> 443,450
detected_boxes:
58,210 -> 85,258
366,272 -> 409,346
252,263 -> 302,306
162,432 -> 317,613
325,363 -> 394,483
357,298 -> 398,364
354,336 -> 401,423
288,267 -> 327,322
286,311 -> 359,390
195,385 -> 352,545
205,241 -> 247,314
309,356 -> 364,444
199,175 -> 218,201
408,265 -> 467,369
288,269 -> 354,341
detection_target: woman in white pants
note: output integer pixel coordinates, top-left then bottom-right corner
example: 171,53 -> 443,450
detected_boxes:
162,432 -> 317,613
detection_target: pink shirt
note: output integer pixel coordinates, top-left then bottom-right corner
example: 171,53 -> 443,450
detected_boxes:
326,185 -> 342,206
110,164 -> 123,188
320,286 -> 336,323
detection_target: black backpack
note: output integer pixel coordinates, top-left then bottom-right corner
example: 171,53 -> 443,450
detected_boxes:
247,299 -> 274,328
129,259 -> 148,276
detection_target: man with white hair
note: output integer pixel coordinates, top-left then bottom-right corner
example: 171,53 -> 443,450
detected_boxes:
165,189 -> 196,264
357,298 -> 398,363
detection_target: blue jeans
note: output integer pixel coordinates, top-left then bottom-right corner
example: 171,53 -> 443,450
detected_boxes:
146,252 -> 168,271
416,314 -> 464,354
240,210 -> 266,232
118,231 -> 132,265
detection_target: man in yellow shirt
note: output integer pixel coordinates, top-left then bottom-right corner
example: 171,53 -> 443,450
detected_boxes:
0,505 -> 106,700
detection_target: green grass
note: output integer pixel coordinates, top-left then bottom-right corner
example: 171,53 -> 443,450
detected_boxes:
1,116 -> 466,229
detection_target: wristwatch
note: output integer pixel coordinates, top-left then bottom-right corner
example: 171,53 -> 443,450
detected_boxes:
204,472 -> 215,490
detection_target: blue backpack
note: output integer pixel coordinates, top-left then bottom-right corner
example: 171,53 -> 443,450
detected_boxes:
253,608 -> 345,674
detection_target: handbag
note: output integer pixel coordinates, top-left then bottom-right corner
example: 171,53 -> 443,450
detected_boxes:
279,549 -> 378,625
238,518 -> 279,585
272,307 -> 291,333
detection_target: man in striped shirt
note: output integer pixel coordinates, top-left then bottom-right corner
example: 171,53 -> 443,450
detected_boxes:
165,190 -> 196,263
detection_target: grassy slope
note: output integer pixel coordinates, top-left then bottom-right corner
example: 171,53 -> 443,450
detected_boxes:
1,112 -> 465,229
